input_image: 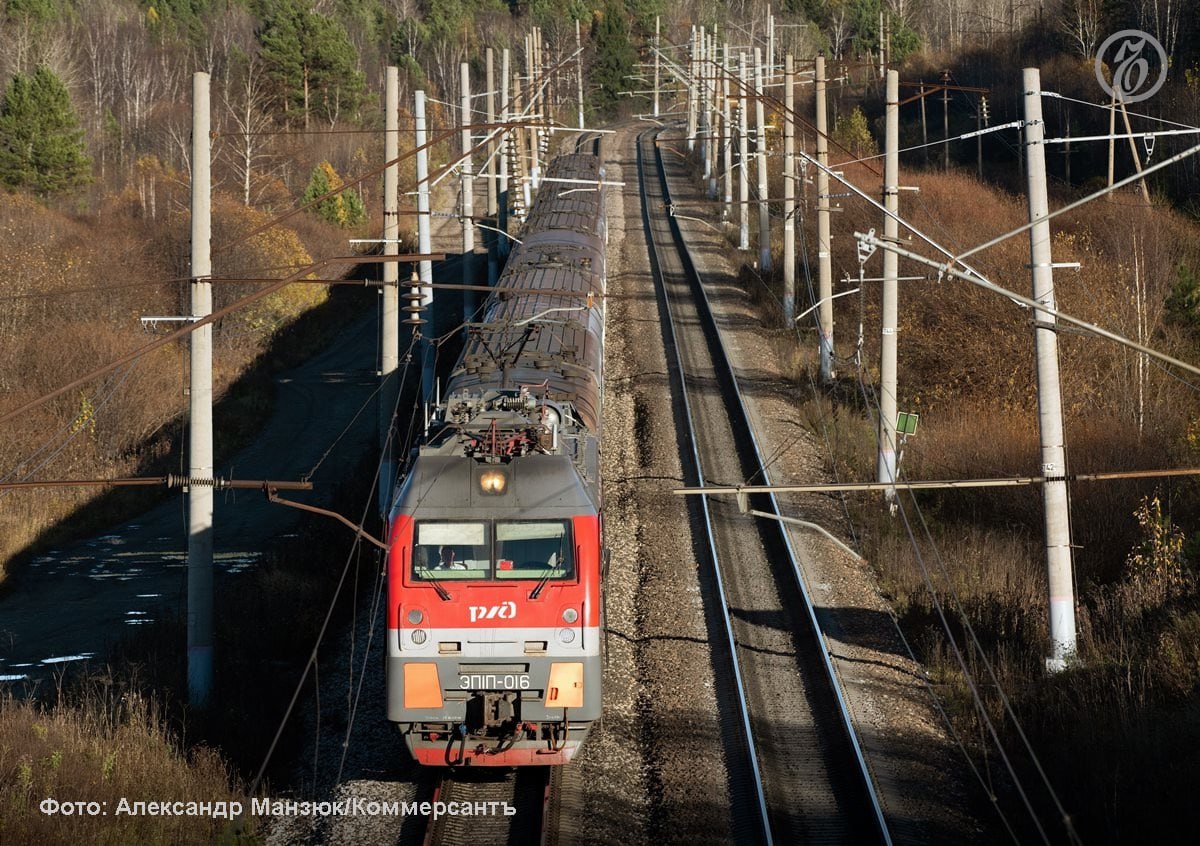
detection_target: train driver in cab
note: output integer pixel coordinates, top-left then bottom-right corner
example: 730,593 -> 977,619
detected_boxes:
437,545 -> 467,570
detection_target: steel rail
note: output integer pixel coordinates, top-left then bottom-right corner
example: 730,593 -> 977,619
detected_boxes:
423,767 -> 552,846
637,129 -> 773,845
649,131 -> 892,844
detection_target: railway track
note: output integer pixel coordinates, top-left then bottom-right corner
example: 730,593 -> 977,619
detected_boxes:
637,129 -> 892,844
422,765 -> 558,845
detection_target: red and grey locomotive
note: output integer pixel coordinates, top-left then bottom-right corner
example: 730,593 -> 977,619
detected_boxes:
386,152 -> 607,766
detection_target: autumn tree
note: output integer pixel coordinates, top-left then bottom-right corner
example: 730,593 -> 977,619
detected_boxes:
0,65 -> 92,194
302,161 -> 366,227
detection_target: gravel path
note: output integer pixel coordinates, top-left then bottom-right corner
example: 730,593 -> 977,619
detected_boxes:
567,125 -> 736,845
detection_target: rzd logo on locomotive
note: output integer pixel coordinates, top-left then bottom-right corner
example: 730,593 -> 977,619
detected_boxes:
468,601 -> 518,623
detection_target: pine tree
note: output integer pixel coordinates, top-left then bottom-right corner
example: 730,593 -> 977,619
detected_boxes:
0,66 -> 91,195
591,0 -> 637,117
258,0 -> 367,127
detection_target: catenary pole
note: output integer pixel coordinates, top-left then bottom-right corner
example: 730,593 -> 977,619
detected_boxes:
942,71 -> 950,170
527,34 -> 540,191
485,48 -> 497,218
1024,67 -> 1076,671
707,33 -> 718,199
878,70 -> 899,500
687,27 -> 698,151
187,71 -> 214,710
486,48 -> 499,285
499,49 -> 511,257
738,52 -> 750,252
767,10 -> 775,82
700,27 -> 709,183
816,56 -> 834,384
576,19 -> 585,129
653,16 -> 661,118
722,43 -> 733,219
754,47 -> 771,272
414,89 -> 434,404
460,62 -> 475,321
379,67 -> 399,516
783,54 -> 795,324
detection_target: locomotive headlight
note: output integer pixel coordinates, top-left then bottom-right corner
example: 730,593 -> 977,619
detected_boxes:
479,469 -> 508,495
407,609 -> 424,625
562,608 -> 579,624
557,627 -> 576,644
411,629 -> 428,645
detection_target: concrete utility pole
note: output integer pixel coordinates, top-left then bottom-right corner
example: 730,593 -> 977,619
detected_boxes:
706,35 -> 718,198
513,47 -> 530,218
187,71 -> 213,710
576,19 -> 585,129
783,54 -> 795,324
527,36 -> 540,190
722,44 -> 733,218
700,27 -> 710,185
1106,91 -> 1117,200
878,10 -> 885,79
754,47 -> 771,272
653,16 -> 661,119
499,49 -> 511,257
738,52 -> 750,252
687,27 -> 698,151
767,11 -> 775,82
486,48 -> 499,286
414,89 -> 434,404
942,69 -> 950,170
816,56 -> 834,384
485,48 -> 497,218
977,94 -> 986,180
877,70 -> 900,500
379,67 -> 400,516
1023,67 -> 1077,671
461,62 -> 475,321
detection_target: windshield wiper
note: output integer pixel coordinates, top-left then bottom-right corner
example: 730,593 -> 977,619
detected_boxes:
422,569 -> 451,601
529,540 -> 564,600
529,566 -> 555,599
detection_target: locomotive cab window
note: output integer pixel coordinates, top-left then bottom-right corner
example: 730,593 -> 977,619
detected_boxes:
410,520 -> 575,581
413,521 -> 490,580
494,521 -> 574,581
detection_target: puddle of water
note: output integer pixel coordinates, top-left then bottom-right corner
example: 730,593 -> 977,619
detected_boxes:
136,594 -> 163,599
124,619 -> 154,626
41,654 -> 95,665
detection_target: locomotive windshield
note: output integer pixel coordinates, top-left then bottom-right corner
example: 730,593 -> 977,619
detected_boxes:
412,519 -> 575,581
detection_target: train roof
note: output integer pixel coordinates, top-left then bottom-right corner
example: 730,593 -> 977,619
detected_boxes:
394,454 -> 596,516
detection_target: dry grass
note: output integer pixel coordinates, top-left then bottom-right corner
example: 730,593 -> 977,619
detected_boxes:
698,145 -> 1200,840
0,184 -> 355,583
0,680 -> 254,845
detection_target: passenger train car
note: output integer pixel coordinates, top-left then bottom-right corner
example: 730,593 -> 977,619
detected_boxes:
386,152 -> 607,766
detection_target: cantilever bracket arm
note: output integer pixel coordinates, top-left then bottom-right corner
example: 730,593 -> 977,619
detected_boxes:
266,488 -> 390,552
